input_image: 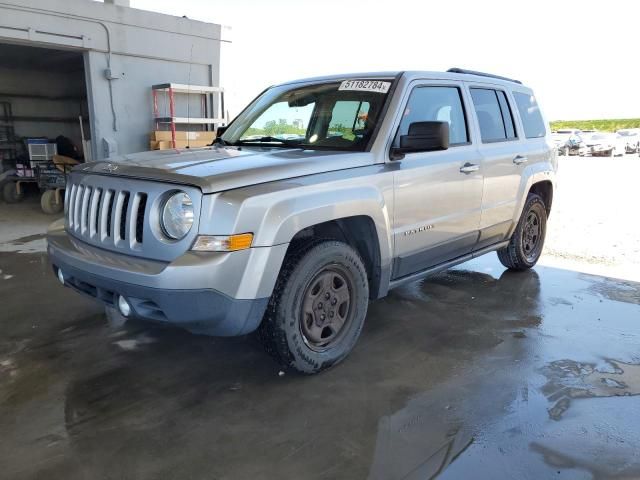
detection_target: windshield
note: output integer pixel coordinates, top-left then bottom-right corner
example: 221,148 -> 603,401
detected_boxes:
221,79 -> 394,151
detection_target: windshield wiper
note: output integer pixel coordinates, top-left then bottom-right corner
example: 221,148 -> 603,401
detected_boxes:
235,136 -> 302,146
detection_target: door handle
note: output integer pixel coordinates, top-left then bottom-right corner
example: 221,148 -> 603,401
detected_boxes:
513,155 -> 528,165
459,163 -> 480,174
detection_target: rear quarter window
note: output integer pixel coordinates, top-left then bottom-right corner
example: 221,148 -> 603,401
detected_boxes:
513,92 -> 547,139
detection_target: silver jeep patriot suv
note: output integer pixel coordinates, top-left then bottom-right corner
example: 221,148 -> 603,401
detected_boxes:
47,69 -> 556,373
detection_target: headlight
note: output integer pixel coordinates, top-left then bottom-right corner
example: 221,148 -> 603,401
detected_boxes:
161,192 -> 194,239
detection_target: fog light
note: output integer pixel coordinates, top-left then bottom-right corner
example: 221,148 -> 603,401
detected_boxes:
57,268 -> 65,285
117,295 -> 131,317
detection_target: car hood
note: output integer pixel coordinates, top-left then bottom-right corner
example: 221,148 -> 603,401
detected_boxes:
76,146 -> 375,193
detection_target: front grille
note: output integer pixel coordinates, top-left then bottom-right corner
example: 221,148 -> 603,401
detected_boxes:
67,184 -> 147,250
135,194 -> 147,244
64,173 -> 201,261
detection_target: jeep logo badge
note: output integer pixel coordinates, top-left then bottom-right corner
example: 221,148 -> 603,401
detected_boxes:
102,163 -> 118,173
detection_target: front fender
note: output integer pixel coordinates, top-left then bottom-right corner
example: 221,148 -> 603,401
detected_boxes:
199,172 -> 394,300
258,185 -> 391,247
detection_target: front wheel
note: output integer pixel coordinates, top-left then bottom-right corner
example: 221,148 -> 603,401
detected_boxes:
497,193 -> 547,271
258,240 -> 369,374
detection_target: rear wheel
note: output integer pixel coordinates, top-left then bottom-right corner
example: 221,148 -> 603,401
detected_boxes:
258,240 -> 369,374
41,190 -> 63,214
498,193 -> 547,271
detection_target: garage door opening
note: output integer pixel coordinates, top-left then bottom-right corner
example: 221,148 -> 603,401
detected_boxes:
0,42 -> 91,213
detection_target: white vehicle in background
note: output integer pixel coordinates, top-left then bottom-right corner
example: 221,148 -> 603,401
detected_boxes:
574,129 -> 600,156
552,128 -> 582,155
583,132 -> 626,157
616,128 -> 640,154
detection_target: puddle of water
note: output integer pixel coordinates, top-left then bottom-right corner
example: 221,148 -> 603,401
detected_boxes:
0,233 -> 48,253
0,268 -> 14,280
9,233 -> 46,244
113,334 -> 156,351
587,276 -> 640,305
541,359 -> 640,420
0,239 -> 47,254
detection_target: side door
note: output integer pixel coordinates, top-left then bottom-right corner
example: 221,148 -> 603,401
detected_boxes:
391,81 -> 483,279
467,84 -> 524,249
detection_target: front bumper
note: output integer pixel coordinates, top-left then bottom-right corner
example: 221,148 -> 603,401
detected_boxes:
47,220 -> 287,336
588,145 -> 612,155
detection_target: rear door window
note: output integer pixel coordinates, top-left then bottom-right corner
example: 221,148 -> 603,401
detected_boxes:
513,92 -> 547,138
470,88 -> 517,143
496,91 -> 516,139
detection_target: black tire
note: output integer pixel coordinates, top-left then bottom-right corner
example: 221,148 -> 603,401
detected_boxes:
258,240 -> 369,374
41,190 -> 63,214
2,181 -> 23,203
497,193 -> 547,271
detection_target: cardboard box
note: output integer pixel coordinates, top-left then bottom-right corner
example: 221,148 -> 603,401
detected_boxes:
152,131 -> 216,142
149,140 -> 173,150
174,140 -> 211,148
149,139 -> 211,150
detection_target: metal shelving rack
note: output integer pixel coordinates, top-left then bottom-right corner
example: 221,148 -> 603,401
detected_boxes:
152,83 -> 226,148
0,101 -> 19,167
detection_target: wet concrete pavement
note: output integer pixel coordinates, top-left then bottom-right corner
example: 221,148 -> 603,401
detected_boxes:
1,216 -> 640,479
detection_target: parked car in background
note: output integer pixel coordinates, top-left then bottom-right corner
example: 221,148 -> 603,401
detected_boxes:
616,128 -> 640,153
552,128 -> 582,155
583,132 -> 626,156
576,129 -> 600,156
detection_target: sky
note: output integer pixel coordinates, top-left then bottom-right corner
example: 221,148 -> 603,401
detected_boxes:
131,0 -> 640,121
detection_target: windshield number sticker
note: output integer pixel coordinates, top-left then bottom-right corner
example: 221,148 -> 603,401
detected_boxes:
339,80 -> 391,94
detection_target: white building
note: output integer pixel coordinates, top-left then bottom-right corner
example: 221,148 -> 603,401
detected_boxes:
0,0 -> 227,163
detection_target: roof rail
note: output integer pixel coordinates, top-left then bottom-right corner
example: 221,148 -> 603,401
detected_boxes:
447,68 -> 522,84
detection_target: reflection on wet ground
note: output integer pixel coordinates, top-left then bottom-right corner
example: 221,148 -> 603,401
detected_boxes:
0,248 -> 639,480
542,359 -> 640,421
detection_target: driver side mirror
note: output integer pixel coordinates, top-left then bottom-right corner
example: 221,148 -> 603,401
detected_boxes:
216,125 -> 228,137
391,121 -> 450,159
